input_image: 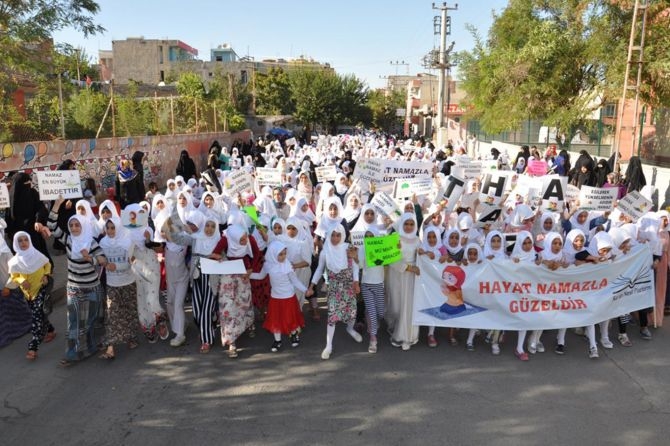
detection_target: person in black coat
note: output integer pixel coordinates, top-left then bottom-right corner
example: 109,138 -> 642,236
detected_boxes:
6,172 -> 52,265
175,150 -> 197,180
131,151 -> 146,200
115,159 -> 144,208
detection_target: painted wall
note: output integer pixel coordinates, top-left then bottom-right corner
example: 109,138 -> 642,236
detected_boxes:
0,130 -> 252,194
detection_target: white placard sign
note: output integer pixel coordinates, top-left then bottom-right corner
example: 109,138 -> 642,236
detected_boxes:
315,165 -> 337,183
284,137 -> 297,147
121,208 -> 149,228
36,170 -> 82,200
451,157 -> 482,180
222,169 -> 254,196
540,175 -> 567,212
0,183 -> 9,209
255,167 -> 282,187
393,177 -> 433,199
350,231 -> 365,247
617,191 -> 653,221
578,186 -> 618,212
566,184 -> 581,203
441,174 -> 466,213
353,158 -> 432,187
479,172 -> 509,206
200,258 -> 247,275
370,191 -> 402,221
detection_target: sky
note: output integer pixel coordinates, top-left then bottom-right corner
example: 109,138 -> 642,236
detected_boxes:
53,0 -> 510,89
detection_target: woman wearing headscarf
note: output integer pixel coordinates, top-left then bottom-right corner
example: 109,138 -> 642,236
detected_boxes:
175,149 -> 197,180
201,153 -> 223,194
6,173 -> 51,265
3,231 -> 55,359
386,213 -> 421,351
51,160 -> 80,252
47,200 -> 104,366
283,217 -> 313,309
131,151 -> 146,199
624,156 -> 647,193
0,222 -> 31,348
97,217 -> 139,360
211,224 -> 257,358
115,158 -> 144,208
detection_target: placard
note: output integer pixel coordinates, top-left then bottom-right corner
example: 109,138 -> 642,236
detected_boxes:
255,167 -> 282,187
441,174 -> 466,213
36,170 -> 82,200
243,205 -> 262,227
284,137 -> 297,147
200,258 -> 247,275
370,191 -> 401,221
121,208 -> 149,228
393,177 -> 433,199
353,158 -> 432,186
0,183 -> 9,209
364,233 -> 402,267
222,169 -> 253,196
566,184 -> 581,203
578,186 -> 618,212
315,165 -> 337,183
539,175 -> 567,212
451,157 -> 482,180
350,231 -> 366,247
479,172 -> 509,206
617,190 -> 652,221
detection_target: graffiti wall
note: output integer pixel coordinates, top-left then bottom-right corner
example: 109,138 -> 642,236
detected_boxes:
0,130 -> 252,196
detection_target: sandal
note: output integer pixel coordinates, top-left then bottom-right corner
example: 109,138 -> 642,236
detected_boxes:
26,350 -> 37,360
127,340 -> 139,350
99,351 -> 115,360
43,331 -> 56,343
59,359 -> 74,367
199,343 -> 211,354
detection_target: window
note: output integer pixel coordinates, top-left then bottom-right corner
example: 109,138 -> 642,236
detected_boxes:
160,70 -> 164,82
215,55 -> 223,62
159,46 -> 163,64
602,103 -> 616,118
241,70 -> 248,84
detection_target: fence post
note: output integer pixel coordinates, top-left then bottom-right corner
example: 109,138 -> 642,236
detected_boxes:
170,95 -> 175,135
194,98 -> 199,133
214,102 -> 217,133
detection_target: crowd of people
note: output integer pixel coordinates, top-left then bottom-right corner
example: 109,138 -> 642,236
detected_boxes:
0,134 -> 667,365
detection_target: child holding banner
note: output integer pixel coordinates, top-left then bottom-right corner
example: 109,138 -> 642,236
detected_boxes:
509,231 -> 539,361
420,227 -> 448,348
360,227 -> 387,353
306,224 -> 362,360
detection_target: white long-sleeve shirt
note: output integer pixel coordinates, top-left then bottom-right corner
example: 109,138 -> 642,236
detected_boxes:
310,253 -> 359,285
250,264 -> 307,299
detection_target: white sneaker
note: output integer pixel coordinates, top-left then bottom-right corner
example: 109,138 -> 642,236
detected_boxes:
321,347 -> 332,360
491,343 -> 500,355
589,346 -> 599,359
536,342 -> 545,353
347,329 -> 363,343
368,341 -> 377,353
574,327 -> 585,336
169,335 -> 186,347
401,343 -> 411,351
528,343 -> 537,354
600,338 -> 614,349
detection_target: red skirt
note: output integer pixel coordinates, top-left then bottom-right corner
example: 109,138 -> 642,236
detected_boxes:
263,296 -> 305,335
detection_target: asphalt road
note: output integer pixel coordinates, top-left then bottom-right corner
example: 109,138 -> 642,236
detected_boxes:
1,300 -> 670,446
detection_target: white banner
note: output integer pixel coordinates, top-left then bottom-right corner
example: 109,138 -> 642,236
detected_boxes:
353,158 -> 432,187
393,176 -> 433,199
255,167 -> 282,187
451,157 -> 482,180
222,169 -> 254,197
617,190 -> 653,221
36,170 -> 82,200
412,245 -> 654,330
315,165 -> 337,183
0,182 -> 8,209
370,191 -> 401,221
579,186 -> 618,212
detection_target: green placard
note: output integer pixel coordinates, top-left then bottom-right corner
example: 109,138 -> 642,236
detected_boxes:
364,233 -> 402,267
243,205 -> 262,227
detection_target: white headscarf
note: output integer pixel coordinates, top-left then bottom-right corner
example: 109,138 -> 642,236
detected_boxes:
292,197 -> 316,226
68,214 -> 94,260
608,227 -> 632,256
192,215 -> 221,256
265,240 -> 293,275
335,172 -> 348,195
422,226 -> 444,257
587,231 -> 614,259
225,224 -> 253,259
99,217 -> 132,251
351,204 -> 380,234
75,199 -> 98,234
541,232 -> 564,261
97,199 -> 121,235
164,179 -> 178,204
322,224 -> 348,274
125,203 -> 153,248
563,229 -> 585,263
8,231 -> 49,274
483,230 -> 506,260
569,209 -> 592,240
342,193 -> 361,224
511,230 -> 536,262
176,191 -> 196,225
397,212 -> 418,243
315,196 -> 344,238
443,228 -> 463,256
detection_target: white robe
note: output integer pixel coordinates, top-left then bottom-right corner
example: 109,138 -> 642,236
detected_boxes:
386,237 -> 420,346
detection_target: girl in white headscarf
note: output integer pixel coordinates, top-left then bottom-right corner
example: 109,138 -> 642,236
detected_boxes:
165,212 -> 222,353
527,232 -> 567,356
210,224 -> 257,358
508,231 -> 539,361
291,197 -> 316,230
307,224 -> 361,359
283,217 -> 313,309
97,199 -> 121,236
342,193 -> 362,230
315,196 -> 346,241
98,217 -> 138,360
483,230 -> 506,261
358,226 -> 387,353
4,231 -> 55,360
176,190 -> 197,225
387,212 -> 421,351
164,179 -> 178,205
250,240 -> 307,352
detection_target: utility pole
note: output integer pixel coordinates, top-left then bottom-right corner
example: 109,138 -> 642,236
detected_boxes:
430,2 -> 457,147
390,60 -> 409,76
57,72 -> 66,139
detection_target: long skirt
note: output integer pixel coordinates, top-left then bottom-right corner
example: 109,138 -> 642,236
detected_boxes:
65,283 -> 101,361
263,296 -> 305,335
0,288 -> 32,348
217,274 -> 254,346
105,282 -> 139,346
326,267 -> 357,326
133,246 -> 166,339
192,272 -> 217,345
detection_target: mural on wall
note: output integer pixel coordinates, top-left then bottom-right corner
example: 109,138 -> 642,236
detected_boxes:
0,131 -> 252,198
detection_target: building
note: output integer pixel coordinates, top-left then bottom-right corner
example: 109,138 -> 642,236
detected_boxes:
400,73 -> 466,138
101,38 -> 199,84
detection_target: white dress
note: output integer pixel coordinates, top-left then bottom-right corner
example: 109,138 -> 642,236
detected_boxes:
386,238 -> 420,346
131,244 -> 166,337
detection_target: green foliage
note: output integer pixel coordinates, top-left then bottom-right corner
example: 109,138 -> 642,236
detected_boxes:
176,72 -> 206,99
254,67 -> 293,115
367,88 -> 406,132
66,88 -> 107,138
115,82 -> 154,136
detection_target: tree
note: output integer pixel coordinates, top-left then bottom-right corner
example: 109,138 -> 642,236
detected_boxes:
455,0 -> 642,139
254,67 -> 293,115
66,88 -> 107,138
367,88 -> 406,132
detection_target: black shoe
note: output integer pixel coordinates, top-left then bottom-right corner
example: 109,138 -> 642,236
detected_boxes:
290,333 -> 300,347
554,344 -> 565,355
271,340 -> 282,352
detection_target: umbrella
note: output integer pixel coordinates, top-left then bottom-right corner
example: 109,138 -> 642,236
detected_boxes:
268,127 -> 293,137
